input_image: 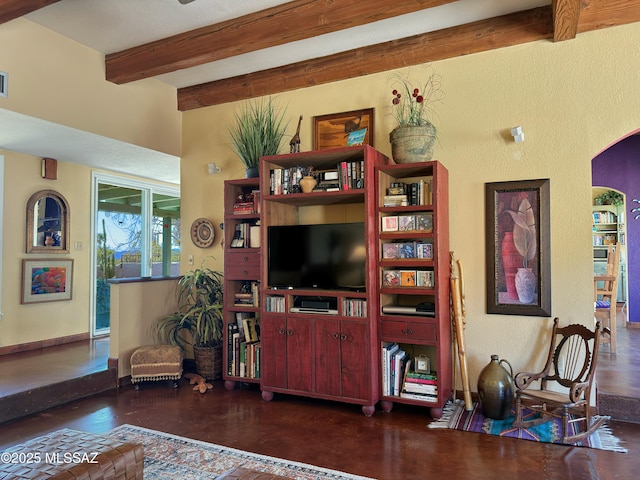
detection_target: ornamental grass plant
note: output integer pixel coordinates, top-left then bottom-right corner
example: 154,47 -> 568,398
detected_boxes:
389,68 -> 444,128
228,97 -> 289,170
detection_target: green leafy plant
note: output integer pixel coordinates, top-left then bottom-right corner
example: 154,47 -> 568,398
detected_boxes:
595,190 -> 623,206
228,97 -> 289,169
156,258 -> 224,349
389,67 -> 444,127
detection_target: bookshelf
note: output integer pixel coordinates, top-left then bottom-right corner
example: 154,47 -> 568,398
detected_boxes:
259,145 -> 389,416
223,178 -> 262,389
375,161 -> 452,419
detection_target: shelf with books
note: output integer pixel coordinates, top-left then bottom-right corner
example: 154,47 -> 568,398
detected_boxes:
223,178 -> 262,390
375,161 -> 451,419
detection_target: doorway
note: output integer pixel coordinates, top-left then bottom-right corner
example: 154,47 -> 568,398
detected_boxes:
91,172 -> 180,337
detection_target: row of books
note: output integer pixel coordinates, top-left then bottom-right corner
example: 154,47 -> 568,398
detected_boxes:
233,190 -> 260,215
381,213 -> 433,232
592,211 -> 618,224
227,313 -> 260,378
230,222 -> 260,248
341,298 -> 367,318
381,343 -> 437,402
234,281 -> 259,307
265,295 -> 285,312
383,177 -> 433,206
382,269 -> 434,288
382,241 -> 433,260
268,161 -> 365,195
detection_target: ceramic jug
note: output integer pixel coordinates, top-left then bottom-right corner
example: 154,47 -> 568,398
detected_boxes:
477,355 -> 515,420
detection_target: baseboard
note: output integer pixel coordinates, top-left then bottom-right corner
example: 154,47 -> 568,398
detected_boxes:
0,333 -> 90,356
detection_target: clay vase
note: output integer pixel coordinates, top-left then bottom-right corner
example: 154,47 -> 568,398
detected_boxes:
477,355 -> 515,420
500,232 -> 521,300
299,176 -> 317,193
515,267 -> 536,304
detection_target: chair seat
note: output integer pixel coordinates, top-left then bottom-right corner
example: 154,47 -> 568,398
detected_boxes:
517,388 -> 579,406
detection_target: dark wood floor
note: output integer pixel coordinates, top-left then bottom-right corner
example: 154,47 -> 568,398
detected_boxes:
0,312 -> 638,480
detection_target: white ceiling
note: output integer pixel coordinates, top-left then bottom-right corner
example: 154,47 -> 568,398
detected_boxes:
1,0 -> 549,185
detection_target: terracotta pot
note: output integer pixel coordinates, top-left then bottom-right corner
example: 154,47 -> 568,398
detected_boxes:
477,355 -> 515,420
389,123 -> 436,163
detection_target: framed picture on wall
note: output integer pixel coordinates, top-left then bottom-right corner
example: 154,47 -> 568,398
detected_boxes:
21,259 -> 74,304
313,108 -> 374,150
485,179 -> 551,316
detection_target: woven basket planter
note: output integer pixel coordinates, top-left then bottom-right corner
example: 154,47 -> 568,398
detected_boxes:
194,345 -> 222,381
389,123 -> 436,163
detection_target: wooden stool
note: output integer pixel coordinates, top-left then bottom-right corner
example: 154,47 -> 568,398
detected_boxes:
130,345 -> 183,388
0,429 -> 143,479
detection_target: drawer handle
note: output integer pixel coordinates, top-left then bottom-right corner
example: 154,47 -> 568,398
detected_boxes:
340,334 -> 347,341
243,256 -> 249,262
278,328 -> 286,335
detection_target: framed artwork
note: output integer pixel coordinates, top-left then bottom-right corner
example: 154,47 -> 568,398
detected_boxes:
22,258 -> 73,304
313,108 -> 374,150
485,179 -> 551,316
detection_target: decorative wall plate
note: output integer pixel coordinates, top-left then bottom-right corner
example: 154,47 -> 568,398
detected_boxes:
190,218 -> 215,248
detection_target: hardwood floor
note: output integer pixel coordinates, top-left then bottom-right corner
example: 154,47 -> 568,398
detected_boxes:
0,316 -> 638,479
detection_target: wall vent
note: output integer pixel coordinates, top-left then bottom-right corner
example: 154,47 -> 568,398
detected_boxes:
0,72 -> 7,98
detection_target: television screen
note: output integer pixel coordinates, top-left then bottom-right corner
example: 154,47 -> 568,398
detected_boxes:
268,222 -> 366,290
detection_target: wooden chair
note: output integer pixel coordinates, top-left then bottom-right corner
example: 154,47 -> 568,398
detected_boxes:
513,318 -> 604,444
594,243 -> 620,353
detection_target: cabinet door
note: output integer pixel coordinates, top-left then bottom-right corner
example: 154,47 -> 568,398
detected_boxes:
260,315 -> 288,389
286,317 -> 313,392
340,320 -> 370,401
314,317 -> 342,397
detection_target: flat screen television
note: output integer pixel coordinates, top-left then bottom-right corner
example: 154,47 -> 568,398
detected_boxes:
267,222 -> 366,291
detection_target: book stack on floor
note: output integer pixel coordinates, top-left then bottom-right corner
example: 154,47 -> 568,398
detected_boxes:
381,342 -> 437,403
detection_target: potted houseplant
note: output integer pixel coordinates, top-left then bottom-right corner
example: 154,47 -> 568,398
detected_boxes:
595,190 -> 624,206
228,96 -> 289,178
156,258 -> 224,380
388,67 -> 444,163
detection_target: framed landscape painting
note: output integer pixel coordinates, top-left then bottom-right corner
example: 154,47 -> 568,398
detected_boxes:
485,179 -> 551,316
22,258 -> 73,304
313,108 -> 374,150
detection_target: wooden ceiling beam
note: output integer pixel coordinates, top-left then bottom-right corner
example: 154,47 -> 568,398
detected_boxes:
577,0 -> 640,32
178,7 -> 553,111
105,0 -> 455,85
552,0 -> 580,41
0,0 -> 60,25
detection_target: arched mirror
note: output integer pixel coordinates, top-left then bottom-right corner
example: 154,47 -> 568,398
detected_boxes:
26,190 -> 70,253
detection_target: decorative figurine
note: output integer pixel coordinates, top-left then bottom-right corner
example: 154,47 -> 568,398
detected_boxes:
290,115 -> 302,153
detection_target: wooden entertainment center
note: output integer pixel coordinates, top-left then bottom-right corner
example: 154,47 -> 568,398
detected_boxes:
222,145 -> 451,418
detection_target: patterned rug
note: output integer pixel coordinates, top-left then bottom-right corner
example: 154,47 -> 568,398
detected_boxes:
429,400 -> 627,453
105,424 -> 375,479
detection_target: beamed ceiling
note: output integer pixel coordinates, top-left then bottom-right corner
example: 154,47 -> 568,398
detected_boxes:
2,0 -> 639,112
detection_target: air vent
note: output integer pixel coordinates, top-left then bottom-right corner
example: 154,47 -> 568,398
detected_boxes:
0,71 -> 7,98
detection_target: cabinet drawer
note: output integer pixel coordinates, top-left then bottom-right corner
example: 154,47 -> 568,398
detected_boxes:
381,320 -> 436,342
227,265 -> 259,279
226,251 -> 260,266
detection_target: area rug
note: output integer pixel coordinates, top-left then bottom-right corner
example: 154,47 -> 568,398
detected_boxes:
429,400 -> 627,453
104,424 -> 375,480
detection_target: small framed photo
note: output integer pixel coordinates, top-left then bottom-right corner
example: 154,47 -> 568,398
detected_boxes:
400,270 -> 416,287
398,242 -> 416,259
416,241 -> 433,260
414,355 -> 431,374
382,270 -> 400,287
382,216 -> 398,232
415,213 -> 433,232
382,243 -> 400,259
398,215 -> 415,231
22,258 -> 73,304
313,108 -> 374,150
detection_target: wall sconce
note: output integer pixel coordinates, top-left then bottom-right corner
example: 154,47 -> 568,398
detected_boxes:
208,162 -> 221,175
510,126 -> 524,143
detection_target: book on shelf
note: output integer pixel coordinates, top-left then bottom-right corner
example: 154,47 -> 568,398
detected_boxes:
383,195 -> 408,207
415,270 -> 434,287
416,241 -> 433,260
399,391 -> 437,402
382,270 -> 401,287
400,270 -> 416,287
398,242 -> 416,258
242,317 -> 259,342
381,216 -> 399,232
398,215 -> 415,231
382,243 -> 400,259
415,213 -> 433,232
402,381 -> 437,395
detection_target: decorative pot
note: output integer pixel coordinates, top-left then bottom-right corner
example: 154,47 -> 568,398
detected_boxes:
515,267 -> 536,304
500,232 -> 521,300
389,123 -> 436,163
477,355 -> 515,420
245,166 -> 259,178
193,345 -> 222,381
299,176 -> 317,193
